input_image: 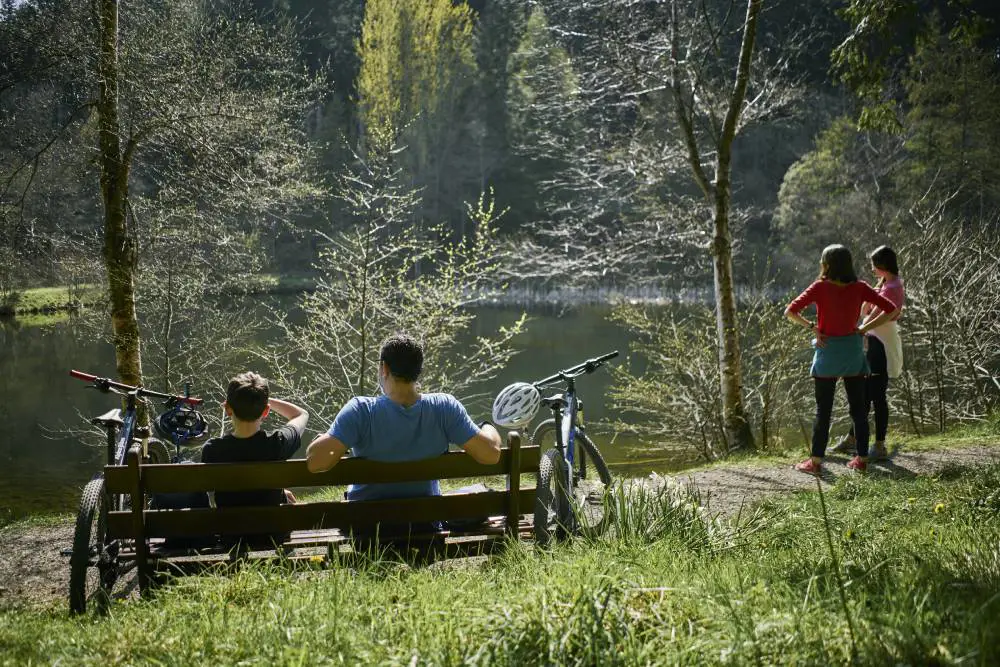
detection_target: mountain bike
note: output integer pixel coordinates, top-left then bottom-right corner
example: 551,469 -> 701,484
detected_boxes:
531,350 -> 619,545
66,370 -> 203,614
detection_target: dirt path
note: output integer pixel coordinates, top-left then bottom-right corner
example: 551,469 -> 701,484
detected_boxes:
674,444 -> 1000,517
3,443 -> 998,611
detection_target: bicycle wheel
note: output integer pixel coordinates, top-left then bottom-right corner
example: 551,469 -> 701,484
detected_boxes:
534,449 -> 570,546
146,438 -> 171,464
532,419 -> 613,537
69,478 -> 115,615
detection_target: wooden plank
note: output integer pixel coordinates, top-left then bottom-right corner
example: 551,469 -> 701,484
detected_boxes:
104,465 -> 132,494
139,446 -> 540,493
506,433 -> 522,537
107,489 -> 537,538
128,445 -> 151,595
520,442 -> 540,472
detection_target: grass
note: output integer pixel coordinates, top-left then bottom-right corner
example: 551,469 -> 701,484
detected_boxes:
0,512 -> 72,532
1,285 -> 102,313
2,463 -> 998,665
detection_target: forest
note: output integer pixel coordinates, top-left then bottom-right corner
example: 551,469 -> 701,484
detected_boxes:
3,0 -> 1000,454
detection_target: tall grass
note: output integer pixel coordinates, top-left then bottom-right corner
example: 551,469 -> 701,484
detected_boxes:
2,464 -> 998,665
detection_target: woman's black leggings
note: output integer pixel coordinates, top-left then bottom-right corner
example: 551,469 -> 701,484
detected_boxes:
813,376 -> 869,458
849,335 -> 889,442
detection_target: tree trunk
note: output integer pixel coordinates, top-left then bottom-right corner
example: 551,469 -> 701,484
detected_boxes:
96,0 -> 145,402
710,0 -> 762,451
711,195 -> 754,450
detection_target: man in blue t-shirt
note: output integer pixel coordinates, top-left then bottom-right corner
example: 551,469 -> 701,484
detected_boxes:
305,334 -> 502,501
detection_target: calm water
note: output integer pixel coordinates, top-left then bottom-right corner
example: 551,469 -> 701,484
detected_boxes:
0,305 -> 693,524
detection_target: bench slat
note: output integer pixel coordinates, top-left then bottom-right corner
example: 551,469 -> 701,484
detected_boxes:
107,489 -> 538,538
105,446 -> 541,494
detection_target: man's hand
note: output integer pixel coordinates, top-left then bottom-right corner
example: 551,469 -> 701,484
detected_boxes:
462,423 -> 502,465
306,433 -> 348,473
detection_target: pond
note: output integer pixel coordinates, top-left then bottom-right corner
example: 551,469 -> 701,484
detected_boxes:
0,304 -> 696,524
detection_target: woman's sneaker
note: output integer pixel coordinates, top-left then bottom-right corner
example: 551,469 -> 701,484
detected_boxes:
831,435 -> 857,455
870,443 -> 889,461
846,456 -> 867,472
795,458 -> 822,475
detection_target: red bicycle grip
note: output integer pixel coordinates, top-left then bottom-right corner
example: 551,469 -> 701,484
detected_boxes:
69,370 -> 98,382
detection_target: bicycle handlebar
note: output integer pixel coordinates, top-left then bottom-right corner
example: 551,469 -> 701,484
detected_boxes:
69,370 -> 204,406
533,350 -> 619,389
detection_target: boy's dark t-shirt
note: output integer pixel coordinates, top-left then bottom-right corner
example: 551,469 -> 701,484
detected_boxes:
200,425 -> 302,507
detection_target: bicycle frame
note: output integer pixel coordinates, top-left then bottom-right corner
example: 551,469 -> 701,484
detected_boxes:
72,369 -> 203,468
533,351 -> 618,519
67,370 -> 203,614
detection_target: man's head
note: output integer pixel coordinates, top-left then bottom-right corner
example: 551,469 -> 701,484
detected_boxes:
379,334 -> 423,384
225,371 -> 270,423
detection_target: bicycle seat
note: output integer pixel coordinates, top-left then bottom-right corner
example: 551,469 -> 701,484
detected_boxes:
540,394 -> 568,409
90,409 -> 124,428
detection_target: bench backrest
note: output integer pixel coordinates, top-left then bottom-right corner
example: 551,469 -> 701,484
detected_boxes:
103,433 -> 539,540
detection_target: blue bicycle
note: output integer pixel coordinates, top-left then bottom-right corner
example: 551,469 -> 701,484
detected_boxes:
66,370 -> 205,614
531,351 -> 619,544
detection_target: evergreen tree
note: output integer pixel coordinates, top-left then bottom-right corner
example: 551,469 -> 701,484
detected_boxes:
901,18 -> 1000,218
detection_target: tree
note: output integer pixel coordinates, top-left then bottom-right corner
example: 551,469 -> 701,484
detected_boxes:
831,0 -> 1000,132
356,0 -> 481,235
269,135 -> 526,423
517,0 -> 796,450
899,19 -> 1000,218
2,0 -> 322,398
773,115 -> 906,272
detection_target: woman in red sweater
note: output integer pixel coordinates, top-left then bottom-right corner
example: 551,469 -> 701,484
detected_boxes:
785,245 -> 900,474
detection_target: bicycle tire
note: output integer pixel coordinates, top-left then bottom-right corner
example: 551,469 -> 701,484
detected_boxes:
146,438 -> 171,465
532,420 -> 613,537
69,477 -> 114,615
534,449 -> 570,547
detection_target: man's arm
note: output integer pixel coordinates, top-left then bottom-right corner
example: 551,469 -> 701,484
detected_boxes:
306,433 -> 348,473
268,398 -> 309,434
461,424 -> 502,465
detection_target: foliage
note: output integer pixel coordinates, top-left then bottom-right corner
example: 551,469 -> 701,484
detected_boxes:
608,280 -> 811,460
268,139 -> 526,424
776,14 -> 1000,274
899,18 -> 1000,217
356,0 -> 481,235
832,0 -> 999,132
3,463 -> 999,664
772,115 -> 906,272
896,215 -> 1000,433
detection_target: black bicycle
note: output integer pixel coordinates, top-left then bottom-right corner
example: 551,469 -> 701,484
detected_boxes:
66,370 -> 204,614
532,351 -> 619,545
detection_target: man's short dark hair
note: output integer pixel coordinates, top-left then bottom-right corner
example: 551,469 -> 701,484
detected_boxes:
380,334 -> 423,383
226,372 -> 270,421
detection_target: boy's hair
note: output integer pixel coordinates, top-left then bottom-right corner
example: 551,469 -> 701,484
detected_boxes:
379,334 -> 423,383
818,244 -> 858,283
226,372 -> 270,421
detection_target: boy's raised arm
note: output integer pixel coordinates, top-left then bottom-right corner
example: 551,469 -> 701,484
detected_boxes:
268,398 -> 308,434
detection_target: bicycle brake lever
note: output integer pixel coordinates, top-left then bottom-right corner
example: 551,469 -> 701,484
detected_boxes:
88,378 -> 113,393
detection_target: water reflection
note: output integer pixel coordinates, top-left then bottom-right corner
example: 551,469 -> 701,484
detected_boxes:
0,305 -> 694,523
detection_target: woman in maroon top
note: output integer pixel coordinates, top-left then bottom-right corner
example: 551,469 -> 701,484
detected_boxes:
785,245 -> 900,474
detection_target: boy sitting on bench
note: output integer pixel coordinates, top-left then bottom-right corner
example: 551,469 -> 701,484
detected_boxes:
201,371 -> 308,545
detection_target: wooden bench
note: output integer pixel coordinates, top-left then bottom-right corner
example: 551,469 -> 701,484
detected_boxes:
103,433 -> 539,596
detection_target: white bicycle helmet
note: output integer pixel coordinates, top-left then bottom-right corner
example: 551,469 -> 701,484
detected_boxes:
492,382 -> 541,430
